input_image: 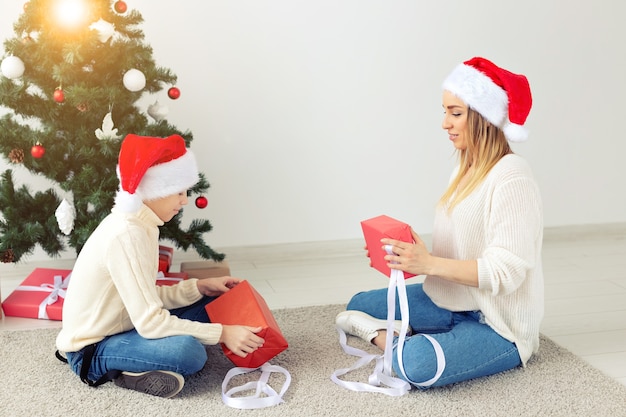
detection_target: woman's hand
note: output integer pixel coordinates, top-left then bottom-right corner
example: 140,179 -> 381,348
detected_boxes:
381,228 -> 432,276
219,325 -> 265,358
196,276 -> 241,297
382,227 -> 479,286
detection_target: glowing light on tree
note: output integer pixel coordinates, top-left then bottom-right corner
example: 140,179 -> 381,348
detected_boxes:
53,0 -> 89,29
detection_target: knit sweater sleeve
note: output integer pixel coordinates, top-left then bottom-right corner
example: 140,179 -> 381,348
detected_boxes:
477,173 -> 543,295
105,230 -> 222,345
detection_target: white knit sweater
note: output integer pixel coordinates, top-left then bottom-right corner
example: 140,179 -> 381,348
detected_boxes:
423,154 -> 544,365
56,205 -> 222,353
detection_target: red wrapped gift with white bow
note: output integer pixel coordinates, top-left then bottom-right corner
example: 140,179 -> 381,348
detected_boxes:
1,268 -> 72,320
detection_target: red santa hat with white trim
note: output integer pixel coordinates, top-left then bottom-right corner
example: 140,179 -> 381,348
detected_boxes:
114,134 -> 199,212
442,57 -> 532,142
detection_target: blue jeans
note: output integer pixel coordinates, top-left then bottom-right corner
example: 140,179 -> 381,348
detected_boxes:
346,283 -> 521,389
66,296 -> 216,382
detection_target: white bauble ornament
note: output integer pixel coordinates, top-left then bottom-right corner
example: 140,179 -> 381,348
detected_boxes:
89,19 -> 115,43
147,100 -> 169,122
55,199 -> 76,235
1,56 -> 25,79
123,68 -> 145,92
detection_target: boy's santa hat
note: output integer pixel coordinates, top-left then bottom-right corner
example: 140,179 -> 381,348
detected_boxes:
442,57 -> 532,142
114,134 -> 199,212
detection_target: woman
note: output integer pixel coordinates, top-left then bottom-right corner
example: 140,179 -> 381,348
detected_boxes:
336,57 -> 543,388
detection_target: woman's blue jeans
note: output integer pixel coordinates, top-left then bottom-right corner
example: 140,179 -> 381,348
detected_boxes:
66,296 -> 216,382
346,283 -> 521,388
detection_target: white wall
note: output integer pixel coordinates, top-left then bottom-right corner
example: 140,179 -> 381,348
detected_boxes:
1,0 -> 625,258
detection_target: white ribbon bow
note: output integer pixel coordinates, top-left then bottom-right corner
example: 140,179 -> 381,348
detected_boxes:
221,362 -> 291,409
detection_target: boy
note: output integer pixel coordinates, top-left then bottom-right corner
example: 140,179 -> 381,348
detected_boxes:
56,134 -> 264,398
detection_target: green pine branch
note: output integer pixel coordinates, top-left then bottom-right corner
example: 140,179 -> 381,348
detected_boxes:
0,0 -> 223,263
0,169 -> 65,261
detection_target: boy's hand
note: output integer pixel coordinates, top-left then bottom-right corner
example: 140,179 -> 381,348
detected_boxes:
196,276 -> 241,297
219,325 -> 265,357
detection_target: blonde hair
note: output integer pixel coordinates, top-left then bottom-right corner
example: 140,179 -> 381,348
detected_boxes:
438,107 -> 512,211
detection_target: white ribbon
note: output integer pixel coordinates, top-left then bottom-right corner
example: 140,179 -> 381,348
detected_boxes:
221,362 -> 291,409
155,271 -> 183,284
331,267 -> 446,394
387,269 -> 446,388
16,273 -> 71,319
331,323 -> 410,396
156,277 -> 183,283
158,248 -> 172,259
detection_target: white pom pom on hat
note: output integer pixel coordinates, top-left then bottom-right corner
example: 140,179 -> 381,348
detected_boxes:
114,134 -> 199,212
442,57 -> 532,142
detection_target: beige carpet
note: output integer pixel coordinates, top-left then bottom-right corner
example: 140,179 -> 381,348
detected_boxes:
2,304 -> 626,417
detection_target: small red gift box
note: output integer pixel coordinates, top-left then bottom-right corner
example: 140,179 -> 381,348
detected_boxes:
156,271 -> 189,286
158,245 -> 174,273
205,280 -> 288,368
1,268 -> 72,320
361,215 -> 416,279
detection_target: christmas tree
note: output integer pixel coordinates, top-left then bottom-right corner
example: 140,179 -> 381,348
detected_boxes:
0,0 -> 223,263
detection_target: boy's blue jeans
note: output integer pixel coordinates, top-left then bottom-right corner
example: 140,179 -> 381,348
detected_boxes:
66,296 -> 216,382
346,283 -> 521,388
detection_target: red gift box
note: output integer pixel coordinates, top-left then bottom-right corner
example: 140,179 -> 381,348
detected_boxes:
361,215 -> 416,279
156,271 -> 189,286
1,268 -> 72,320
205,280 -> 288,368
158,245 -> 173,273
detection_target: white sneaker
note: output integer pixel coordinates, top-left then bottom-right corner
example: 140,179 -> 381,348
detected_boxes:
335,310 -> 411,343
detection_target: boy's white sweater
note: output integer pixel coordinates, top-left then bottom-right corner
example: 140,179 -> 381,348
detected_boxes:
56,205 -> 222,353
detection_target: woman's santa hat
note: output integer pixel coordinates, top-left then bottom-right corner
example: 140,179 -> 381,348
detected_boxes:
114,134 -> 199,212
442,57 -> 532,142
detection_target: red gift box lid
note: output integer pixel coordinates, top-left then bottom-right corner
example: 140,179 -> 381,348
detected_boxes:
361,215 -> 416,279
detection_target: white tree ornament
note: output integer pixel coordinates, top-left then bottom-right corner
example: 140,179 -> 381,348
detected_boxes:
55,199 -> 76,235
123,68 -> 146,92
147,100 -> 169,122
1,56 -> 25,79
95,111 -> 121,140
89,19 -> 115,43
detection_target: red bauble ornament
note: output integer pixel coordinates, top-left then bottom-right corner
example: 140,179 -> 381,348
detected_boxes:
53,88 -> 64,103
195,196 -> 208,209
31,142 -> 45,158
114,1 -> 127,13
168,87 -> 181,100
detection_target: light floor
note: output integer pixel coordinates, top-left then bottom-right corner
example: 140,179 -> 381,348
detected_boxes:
2,224 -> 626,387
